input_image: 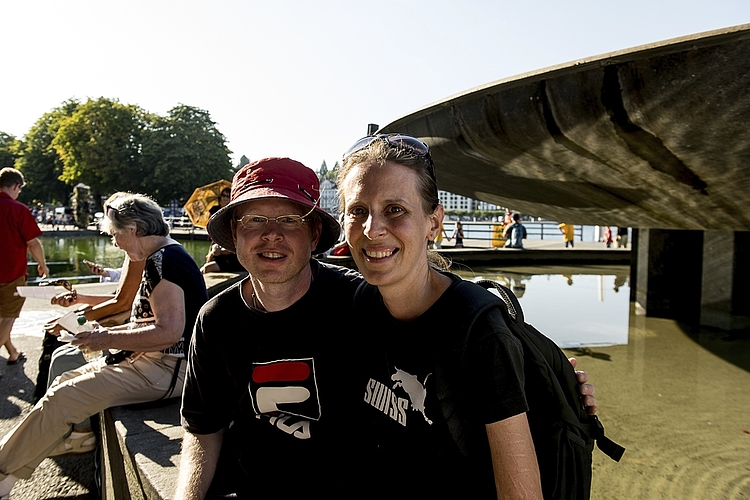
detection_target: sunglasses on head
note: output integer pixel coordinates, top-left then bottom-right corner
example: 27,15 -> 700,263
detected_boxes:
343,133 -> 437,182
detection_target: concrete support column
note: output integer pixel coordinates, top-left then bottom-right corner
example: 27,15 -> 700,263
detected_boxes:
700,231 -> 750,330
634,228 -> 704,323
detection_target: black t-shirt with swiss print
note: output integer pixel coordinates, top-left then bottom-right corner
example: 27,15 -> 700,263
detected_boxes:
355,273 -> 528,499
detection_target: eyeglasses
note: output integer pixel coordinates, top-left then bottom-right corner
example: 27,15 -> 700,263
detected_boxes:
343,133 -> 437,183
235,203 -> 317,231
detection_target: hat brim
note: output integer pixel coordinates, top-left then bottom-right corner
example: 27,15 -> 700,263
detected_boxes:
206,189 -> 340,255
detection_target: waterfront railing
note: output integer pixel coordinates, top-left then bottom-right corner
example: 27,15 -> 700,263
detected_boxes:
442,220 -> 585,248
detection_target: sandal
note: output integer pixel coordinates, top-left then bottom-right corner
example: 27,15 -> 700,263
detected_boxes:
6,352 -> 25,365
48,431 -> 97,457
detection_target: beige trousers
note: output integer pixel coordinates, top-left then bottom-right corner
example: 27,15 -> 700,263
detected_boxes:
0,351 -> 184,480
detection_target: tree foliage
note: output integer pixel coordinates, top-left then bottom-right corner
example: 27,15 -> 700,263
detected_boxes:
0,132 -> 18,168
141,104 -> 233,204
12,98 -> 234,207
52,97 -> 149,201
14,100 -> 80,204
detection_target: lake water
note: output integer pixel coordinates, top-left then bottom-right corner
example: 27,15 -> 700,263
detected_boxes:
452,264 -> 631,348
32,234 -> 211,283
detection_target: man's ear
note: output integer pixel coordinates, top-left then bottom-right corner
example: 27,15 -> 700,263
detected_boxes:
231,219 -> 238,248
310,219 -> 322,250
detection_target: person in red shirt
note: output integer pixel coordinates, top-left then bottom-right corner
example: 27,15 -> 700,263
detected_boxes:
0,168 -> 49,365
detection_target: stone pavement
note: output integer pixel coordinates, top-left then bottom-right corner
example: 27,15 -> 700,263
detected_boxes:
0,327 -> 98,499
0,283 -> 120,499
0,276 -> 235,500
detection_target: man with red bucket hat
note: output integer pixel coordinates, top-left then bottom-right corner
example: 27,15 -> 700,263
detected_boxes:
176,156 -> 597,499
177,158 -> 365,498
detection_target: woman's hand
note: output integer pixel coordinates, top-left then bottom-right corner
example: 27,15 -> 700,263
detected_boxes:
569,357 -> 598,415
43,320 -> 64,336
50,292 -> 79,307
71,329 -> 110,352
84,259 -> 110,278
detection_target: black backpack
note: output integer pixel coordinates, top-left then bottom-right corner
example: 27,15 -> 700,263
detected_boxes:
447,279 -> 624,499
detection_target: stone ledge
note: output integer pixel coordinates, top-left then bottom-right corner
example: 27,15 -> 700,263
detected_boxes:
96,273 -> 246,500
100,400 -> 183,500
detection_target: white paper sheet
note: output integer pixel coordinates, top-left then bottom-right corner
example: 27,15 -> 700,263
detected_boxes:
57,311 -> 81,333
16,286 -> 58,299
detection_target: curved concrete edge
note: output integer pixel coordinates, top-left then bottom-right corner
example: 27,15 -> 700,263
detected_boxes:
100,401 -> 183,500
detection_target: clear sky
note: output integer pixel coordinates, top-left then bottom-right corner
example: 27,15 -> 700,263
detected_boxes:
2,0 -> 748,173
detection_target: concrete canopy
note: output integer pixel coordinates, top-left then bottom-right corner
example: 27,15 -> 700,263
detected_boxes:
378,24 -> 750,231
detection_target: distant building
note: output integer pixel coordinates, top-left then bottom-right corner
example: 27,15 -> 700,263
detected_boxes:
317,183 -> 495,217
319,179 -> 339,216
438,190 -> 497,211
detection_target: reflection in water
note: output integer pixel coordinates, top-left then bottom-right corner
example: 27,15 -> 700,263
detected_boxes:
454,265 -> 631,348
613,272 -> 628,293
458,264 -> 750,499
34,235 -> 210,282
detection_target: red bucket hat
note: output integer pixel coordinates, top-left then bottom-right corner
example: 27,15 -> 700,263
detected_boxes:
206,157 -> 340,254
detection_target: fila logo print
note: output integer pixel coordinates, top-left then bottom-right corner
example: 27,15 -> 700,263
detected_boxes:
249,358 -> 321,439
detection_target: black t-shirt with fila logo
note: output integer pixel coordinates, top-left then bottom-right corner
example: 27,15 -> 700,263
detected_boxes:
182,261 -> 368,497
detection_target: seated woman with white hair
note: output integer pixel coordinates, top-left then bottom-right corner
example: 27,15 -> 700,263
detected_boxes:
0,192 -> 208,500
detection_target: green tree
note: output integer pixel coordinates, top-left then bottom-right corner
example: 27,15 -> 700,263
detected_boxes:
325,160 -> 339,184
319,160 -> 328,180
141,104 -> 232,204
52,97 -> 149,202
0,132 -> 18,167
14,100 -> 80,204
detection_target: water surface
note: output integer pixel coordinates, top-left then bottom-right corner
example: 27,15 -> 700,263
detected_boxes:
33,235 -> 210,282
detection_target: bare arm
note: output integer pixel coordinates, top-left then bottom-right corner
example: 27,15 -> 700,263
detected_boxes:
175,429 -> 225,500
26,237 -> 48,278
72,278 -> 186,352
85,257 -> 144,321
50,292 -> 112,309
486,413 -> 543,499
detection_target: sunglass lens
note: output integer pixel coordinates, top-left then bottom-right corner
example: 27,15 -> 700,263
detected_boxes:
343,136 -> 378,158
387,135 -> 429,155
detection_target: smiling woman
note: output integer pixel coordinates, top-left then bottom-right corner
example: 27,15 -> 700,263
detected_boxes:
337,134 -> 604,499
336,135 -> 547,498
